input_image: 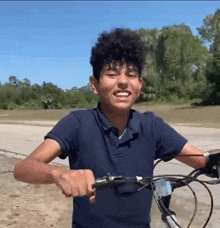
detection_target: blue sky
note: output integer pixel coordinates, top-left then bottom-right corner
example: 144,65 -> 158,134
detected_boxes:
0,1 -> 219,90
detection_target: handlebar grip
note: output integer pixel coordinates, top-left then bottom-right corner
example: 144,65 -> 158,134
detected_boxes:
95,176 -> 149,193
204,150 -> 220,178
95,179 -> 111,191
95,176 -> 126,192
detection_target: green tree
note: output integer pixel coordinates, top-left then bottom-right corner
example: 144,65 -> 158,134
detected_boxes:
197,9 -> 220,105
156,24 -> 209,101
41,82 -> 64,109
137,28 -> 161,100
0,84 -> 18,109
0,76 -> 100,110
8,76 -> 20,86
78,83 -> 99,104
197,9 -> 220,45
22,78 -> 31,87
202,33 -> 220,104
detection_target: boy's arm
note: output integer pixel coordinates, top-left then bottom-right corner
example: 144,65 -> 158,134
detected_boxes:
175,143 -> 208,169
14,139 -> 95,203
14,138 -> 63,184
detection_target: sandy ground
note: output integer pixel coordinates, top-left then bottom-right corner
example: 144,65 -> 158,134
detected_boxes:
1,120 -> 220,227
0,154 -> 72,228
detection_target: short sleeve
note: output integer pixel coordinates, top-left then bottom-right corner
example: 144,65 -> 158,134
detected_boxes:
45,112 -> 80,159
149,113 -> 188,161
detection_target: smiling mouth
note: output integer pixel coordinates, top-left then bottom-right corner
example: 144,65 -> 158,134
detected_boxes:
113,91 -> 131,97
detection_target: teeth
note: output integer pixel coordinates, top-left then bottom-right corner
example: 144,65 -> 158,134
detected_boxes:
115,92 -> 129,97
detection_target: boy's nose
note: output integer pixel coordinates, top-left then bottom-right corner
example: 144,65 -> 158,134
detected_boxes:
117,73 -> 128,87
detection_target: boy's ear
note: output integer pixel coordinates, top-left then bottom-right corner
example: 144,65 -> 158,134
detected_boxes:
89,76 -> 99,95
139,78 -> 144,91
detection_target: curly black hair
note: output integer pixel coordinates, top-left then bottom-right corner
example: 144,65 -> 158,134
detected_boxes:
90,28 -> 146,80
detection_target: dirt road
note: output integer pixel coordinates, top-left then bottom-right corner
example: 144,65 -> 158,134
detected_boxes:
1,120 -> 220,227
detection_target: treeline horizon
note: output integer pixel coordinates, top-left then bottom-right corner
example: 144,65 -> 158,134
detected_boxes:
0,77 -> 99,110
1,9 -> 220,110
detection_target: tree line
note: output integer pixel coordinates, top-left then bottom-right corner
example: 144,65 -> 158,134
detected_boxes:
1,9 -> 220,110
0,77 -> 99,110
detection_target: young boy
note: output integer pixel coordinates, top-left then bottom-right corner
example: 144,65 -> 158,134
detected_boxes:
14,28 -> 207,228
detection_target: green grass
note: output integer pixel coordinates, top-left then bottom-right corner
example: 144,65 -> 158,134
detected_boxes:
0,103 -> 220,128
134,103 -> 220,128
0,109 -> 71,121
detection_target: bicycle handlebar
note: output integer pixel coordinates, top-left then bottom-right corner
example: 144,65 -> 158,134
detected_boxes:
95,174 -> 152,193
95,151 -> 220,193
95,170 -> 203,194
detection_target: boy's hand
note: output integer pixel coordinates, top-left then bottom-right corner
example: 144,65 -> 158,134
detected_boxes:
52,168 -> 96,203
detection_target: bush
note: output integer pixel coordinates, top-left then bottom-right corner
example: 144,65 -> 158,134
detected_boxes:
7,102 -> 19,110
19,99 -> 44,110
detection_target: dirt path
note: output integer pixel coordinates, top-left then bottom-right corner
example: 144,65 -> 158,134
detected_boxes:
0,154 -> 72,228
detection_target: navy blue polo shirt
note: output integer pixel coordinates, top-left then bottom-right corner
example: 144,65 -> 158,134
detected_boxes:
45,106 -> 187,228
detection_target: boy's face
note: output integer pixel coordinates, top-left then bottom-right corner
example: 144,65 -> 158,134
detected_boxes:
90,61 -> 144,113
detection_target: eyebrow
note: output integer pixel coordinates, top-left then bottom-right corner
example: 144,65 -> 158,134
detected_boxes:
105,65 -> 138,71
103,69 -> 138,77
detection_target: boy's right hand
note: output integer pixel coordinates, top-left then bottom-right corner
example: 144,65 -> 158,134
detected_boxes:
52,168 -> 95,203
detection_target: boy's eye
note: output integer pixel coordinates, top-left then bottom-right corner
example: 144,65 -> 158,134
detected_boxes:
128,73 -> 137,77
107,72 -> 117,77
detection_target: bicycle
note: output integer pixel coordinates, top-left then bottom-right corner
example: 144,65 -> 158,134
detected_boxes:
95,150 -> 220,228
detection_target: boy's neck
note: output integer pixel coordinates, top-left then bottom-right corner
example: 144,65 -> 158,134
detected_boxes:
99,103 -> 130,135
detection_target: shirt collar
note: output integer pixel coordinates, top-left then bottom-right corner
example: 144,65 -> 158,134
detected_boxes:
95,103 -> 141,135
128,110 -> 141,134
96,103 -> 113,132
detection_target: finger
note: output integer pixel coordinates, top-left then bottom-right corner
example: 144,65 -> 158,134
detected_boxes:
92,183 -> 96,191
77,184 -> 87,197
57,177 -> 73,198
85,169 -> 95,194
60,183 -> 73,198
84,169 -> 96,203
77,171 -> 89,196
89,192 -> 96,204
